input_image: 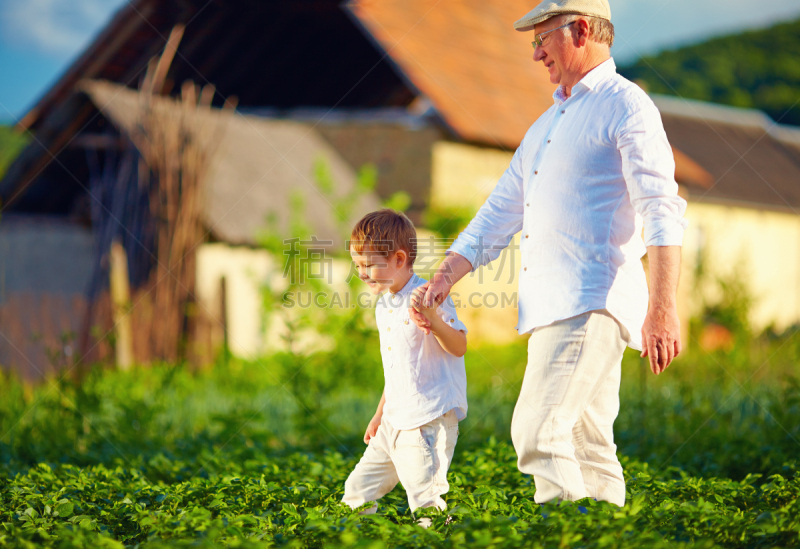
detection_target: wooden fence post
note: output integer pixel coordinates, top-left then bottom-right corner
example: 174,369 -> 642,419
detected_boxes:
110,240 -> 133,370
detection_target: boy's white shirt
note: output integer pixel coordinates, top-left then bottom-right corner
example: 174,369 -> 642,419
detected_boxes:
375,273 -> 468,431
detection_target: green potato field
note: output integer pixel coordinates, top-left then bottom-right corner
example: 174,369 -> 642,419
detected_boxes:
1,319 -> 799,548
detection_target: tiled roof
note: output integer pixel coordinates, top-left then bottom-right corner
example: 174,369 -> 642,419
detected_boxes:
344,1 -> 718,192
347,0 -> 557,149
653,95 -> 800,210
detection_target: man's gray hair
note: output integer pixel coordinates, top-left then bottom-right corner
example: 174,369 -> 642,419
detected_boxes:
560,14 -> 615,47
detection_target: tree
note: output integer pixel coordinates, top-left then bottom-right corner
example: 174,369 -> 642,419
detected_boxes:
619,18 -> 800,126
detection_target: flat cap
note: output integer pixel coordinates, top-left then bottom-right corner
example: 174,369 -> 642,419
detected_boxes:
514,0 -> 611,32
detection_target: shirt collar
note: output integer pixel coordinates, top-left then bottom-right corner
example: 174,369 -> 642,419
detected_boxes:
553,57 -> 616,103
389,272 -> 422,299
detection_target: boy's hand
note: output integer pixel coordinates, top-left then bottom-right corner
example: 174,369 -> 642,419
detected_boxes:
410,286 -> 438,321
364,414 -> 382,444
409,307 -> 432,335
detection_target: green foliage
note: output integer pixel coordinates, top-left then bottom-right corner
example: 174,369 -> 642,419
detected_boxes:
0,125 -> 28,180
1,330 -> 799,546
254,157 -> 382,448
700,274 -> 754,337
688,243 -> 755,341
423,206 -> 477,241
312,159 -> 378,233
255,156 -> 374,331
355,163 -> 378,196
619,18 -> 800,125
382,191 -> 411,213
2,437 -> 800,548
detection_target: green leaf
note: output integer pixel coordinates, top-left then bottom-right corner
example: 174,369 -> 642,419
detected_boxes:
382,191 -> 411,212
55,502 -> 74,518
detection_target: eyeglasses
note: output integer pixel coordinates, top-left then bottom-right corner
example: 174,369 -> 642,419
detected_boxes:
531,21 -> 574,49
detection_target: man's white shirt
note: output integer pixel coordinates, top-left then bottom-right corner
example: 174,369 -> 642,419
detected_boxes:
376,273 -> 468,431
449,58 -> 687,351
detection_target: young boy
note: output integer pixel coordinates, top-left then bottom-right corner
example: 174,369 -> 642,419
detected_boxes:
342,209 -> 468,521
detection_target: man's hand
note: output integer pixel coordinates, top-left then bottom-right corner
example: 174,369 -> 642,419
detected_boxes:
411,253 -> 470,335
408,279 -> 451,335
641,304 -> 681,375
421,274 -> 453,309
411,286 -> 438,319
642,245 -> 682,375
364,414 -> 382,444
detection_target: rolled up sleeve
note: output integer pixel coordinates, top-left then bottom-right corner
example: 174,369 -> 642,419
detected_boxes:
617,97 -> 688,247
448,146 -> 525,271
438,295 -> 468,333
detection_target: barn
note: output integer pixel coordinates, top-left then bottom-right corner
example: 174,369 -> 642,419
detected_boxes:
3,0 -> 800,379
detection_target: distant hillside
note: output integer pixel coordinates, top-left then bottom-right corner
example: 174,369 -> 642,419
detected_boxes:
0,125 -> 28,183
619,18 -> 800,126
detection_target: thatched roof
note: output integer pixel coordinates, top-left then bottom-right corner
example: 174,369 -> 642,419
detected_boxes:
81,80 -> 381,249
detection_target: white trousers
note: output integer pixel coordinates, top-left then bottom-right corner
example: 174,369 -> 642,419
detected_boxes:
511,310 -> 628,506
342,409 -> 459,513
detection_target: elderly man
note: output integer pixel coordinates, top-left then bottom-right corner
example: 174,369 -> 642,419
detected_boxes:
411,0 -> 687,507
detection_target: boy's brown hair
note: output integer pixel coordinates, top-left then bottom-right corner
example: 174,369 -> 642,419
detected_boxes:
349,209 -> 417,265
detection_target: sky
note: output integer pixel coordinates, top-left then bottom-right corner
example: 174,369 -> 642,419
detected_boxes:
1,0 -> 799,123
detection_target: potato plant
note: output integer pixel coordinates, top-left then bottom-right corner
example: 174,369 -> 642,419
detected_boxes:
1,334 -> 798,547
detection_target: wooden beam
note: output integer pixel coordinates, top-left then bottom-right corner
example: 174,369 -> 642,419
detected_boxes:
110,240 -> 134,371
70,134 -> 126,150
198,84 -> 215,108
147,24 -> 186,95
3,100 -> 96,208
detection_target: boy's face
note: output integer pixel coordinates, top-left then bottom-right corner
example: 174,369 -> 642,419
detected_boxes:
350,248 -> 409,295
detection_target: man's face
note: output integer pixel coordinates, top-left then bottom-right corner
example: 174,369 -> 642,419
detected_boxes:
350,249 -> 406,295
532,16 -> 579,86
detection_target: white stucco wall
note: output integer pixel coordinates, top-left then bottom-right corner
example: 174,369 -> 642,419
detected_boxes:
683,202 -> 800,331
195,243 -> 357,357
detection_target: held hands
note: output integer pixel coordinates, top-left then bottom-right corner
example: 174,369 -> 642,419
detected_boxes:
409,307 -> 431,334
408,278 -> 452,335
410,285 -> 438,317
364,413 -> 382,444
409,283 -> 435,334
641,304 -> 682,375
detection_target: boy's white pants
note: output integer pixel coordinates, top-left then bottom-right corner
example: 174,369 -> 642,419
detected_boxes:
511,309 -> 628,507
343,409 -> 459,513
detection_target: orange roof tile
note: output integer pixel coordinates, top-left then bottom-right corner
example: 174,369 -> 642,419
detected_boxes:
347,0 -> 557,150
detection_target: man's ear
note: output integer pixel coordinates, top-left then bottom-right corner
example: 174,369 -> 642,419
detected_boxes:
575,18 -> 590,46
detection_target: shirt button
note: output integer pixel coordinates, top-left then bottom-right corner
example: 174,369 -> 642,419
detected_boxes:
547,140 -> 551,143
449,319 -> 455,323
524,267 -> 528,271
526,203 -> 530,207
388,346 -> 391,351
404,320 -> 409,325
534,170 -> 538,175
561,110 -> 565,114
387,327 -> 391,331
389,309 -> 393,313
525,235 -> 529,238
